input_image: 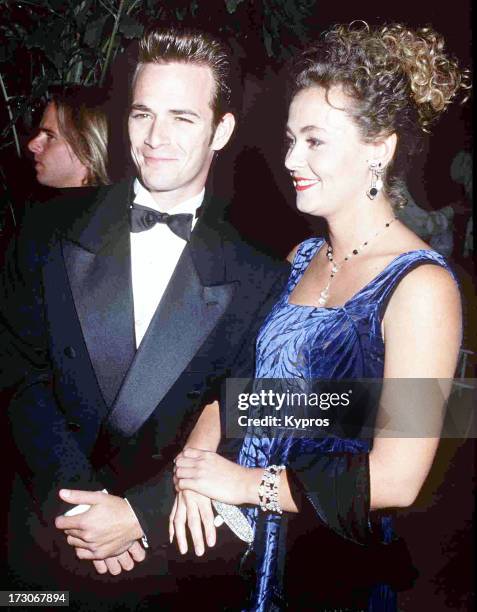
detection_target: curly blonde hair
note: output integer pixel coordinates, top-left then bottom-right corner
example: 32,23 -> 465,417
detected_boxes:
291,22 -> 470,208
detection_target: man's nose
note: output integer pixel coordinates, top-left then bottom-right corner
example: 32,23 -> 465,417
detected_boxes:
28,134 -> 43,154
145,119 -> 171,147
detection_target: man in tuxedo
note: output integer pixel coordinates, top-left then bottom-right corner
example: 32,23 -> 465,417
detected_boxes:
1,28 -> 288,607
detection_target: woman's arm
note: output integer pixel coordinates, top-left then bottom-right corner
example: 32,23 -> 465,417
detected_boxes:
185,400 -> 221,451
169,400 -> 222,556
176,265 -> 461,517
370,263 -> 461,508
174,449 -> 299,511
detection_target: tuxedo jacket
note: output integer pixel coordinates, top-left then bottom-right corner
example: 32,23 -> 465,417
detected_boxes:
0,180 -> 289,586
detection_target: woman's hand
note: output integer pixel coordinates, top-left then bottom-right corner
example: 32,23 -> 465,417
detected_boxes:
173,448 -> 262,506
169,490 -> 216,556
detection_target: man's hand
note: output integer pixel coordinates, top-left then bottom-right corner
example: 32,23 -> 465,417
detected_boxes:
169,490 -> 216,556
55,489 -> 144,559
92,541 -> 146,575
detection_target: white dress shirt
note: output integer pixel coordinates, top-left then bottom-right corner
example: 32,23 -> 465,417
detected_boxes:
131,179 -> 204,347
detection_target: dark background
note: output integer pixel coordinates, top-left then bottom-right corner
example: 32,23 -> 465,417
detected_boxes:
0,1 -> 474,610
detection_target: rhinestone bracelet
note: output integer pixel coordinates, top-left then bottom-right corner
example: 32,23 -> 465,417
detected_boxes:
258,465 -> 286,514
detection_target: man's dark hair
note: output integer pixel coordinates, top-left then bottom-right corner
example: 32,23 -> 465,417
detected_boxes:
135,28 -> 232,127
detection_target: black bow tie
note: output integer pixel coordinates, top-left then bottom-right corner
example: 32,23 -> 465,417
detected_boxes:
129,204 -> 193,242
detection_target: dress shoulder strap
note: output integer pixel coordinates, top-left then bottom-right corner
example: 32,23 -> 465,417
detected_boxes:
288,238 -> 325,292
373,249 -> 457,320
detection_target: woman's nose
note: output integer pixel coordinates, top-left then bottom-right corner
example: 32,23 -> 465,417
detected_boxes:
284,143 -> 304,173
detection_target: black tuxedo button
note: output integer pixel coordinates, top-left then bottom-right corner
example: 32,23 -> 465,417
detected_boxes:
31,347 -> 49,370
67,421 -> 81,432
64,346 -> 76,359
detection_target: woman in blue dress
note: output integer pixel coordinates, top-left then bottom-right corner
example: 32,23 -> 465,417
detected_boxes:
170,22 -> 468,610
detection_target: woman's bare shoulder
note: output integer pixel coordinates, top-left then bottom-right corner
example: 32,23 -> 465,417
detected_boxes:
385,262 -> 461,332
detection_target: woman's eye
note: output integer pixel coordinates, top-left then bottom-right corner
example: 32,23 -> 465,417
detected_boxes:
175,117 -> 194,124
307,137 -> 322,149
131,113 -> 151,120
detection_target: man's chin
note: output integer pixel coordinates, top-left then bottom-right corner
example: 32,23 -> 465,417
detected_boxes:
139,174 -> 177,194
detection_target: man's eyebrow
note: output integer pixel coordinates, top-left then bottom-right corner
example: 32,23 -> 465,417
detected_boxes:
169,109 -> 201,119
130,103 -> 153,113
38,127 -> 57,137
129,105 -> 201,119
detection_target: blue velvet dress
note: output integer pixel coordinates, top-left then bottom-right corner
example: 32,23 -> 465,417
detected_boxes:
237,237 -> 452,611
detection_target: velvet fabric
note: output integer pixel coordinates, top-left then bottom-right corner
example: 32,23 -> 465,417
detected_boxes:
238,238 -> 453,611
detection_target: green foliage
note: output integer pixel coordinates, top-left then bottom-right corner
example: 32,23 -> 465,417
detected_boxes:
0,0 -> 318,228
0,0 -> 317,160
225,0 -> 245,14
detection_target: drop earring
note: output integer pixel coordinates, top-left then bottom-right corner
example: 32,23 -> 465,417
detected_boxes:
367,161 -> 384,200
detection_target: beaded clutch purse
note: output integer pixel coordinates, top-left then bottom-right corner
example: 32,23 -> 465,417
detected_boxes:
211,500 -> 254,543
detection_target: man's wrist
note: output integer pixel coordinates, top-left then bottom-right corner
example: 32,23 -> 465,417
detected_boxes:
124,497 -> 149,548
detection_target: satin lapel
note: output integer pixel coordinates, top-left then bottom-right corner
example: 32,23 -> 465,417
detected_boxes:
105,243 -> 236,438
62,184 -> 136,407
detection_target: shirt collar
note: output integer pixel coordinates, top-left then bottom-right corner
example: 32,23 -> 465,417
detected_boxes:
133,179 -> 205,216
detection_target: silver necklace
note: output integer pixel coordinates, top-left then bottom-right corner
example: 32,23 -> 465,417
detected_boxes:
318,217 -> 397,306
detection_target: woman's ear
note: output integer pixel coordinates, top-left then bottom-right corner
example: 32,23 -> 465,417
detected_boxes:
368,132 -> 398,168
